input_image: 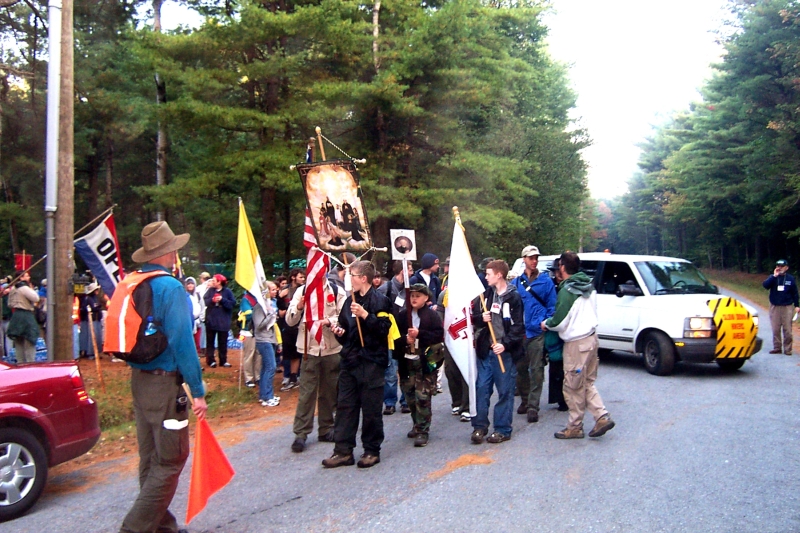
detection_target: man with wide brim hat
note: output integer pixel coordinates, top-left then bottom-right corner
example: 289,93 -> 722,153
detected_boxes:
763,259 -> 800,355
116,221 -> 207,533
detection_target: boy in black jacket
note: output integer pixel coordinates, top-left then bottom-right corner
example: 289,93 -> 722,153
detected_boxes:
470,260 -> 525,444
394,283 -> 444,447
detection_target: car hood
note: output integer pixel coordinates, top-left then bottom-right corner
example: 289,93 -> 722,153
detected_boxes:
651,293 -> 760,317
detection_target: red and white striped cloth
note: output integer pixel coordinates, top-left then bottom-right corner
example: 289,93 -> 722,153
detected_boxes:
304,209 -> 329,345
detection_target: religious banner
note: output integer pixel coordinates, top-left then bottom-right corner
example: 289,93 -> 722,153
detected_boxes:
296,159 -> 372,253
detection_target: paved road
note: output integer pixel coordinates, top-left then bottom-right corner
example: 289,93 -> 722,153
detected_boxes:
9,294 -> 800,533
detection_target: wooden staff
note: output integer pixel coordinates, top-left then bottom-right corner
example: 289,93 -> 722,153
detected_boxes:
342,254 -> 364,347
315,126 -> 327,161
86,305 -> 106,393
479,294 -> 506,374
403,258 -> 414,355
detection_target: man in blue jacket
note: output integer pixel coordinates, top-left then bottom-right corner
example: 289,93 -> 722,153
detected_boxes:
511,245 -> 556,423
763,259 -> 800,355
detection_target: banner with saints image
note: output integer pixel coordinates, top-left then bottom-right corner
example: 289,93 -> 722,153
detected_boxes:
296,160 -> 372,252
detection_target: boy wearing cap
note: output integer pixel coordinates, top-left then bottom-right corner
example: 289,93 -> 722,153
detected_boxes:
763,259 -> 800,355
204,273 -> 236,368
410,253 -> 443,304
394,283 -> 444,447
511,245 -> 557,423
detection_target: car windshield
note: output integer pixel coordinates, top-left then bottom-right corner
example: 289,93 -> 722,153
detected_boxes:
634,261 -> 718,295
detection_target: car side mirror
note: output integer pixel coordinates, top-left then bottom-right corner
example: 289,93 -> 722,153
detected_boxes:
616,284 -> 643,298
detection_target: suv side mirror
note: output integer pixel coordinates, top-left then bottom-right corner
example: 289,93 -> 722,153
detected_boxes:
616,283 -> 643,298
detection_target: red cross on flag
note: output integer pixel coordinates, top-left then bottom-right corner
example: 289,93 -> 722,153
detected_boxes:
443,219 -> 485,416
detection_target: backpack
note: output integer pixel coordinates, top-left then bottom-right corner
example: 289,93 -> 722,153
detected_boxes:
103,270 -> 170,364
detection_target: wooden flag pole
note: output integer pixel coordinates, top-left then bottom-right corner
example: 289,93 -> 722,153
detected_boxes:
315,127 -> 327,161
86,306 -> 106,393
342,254 -> 364,347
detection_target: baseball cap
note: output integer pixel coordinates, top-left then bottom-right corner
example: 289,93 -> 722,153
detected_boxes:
521,245 -> 540,257
776,259 -> 788,267
409,283 -> 432,299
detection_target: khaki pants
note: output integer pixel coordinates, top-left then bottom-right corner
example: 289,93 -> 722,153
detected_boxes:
769,304 -> 794,354
293,353 -> 340,440
120,370 -> 189,533
562,333 -> 607,431
241,336 -> 261,382
14,338 -> 37,363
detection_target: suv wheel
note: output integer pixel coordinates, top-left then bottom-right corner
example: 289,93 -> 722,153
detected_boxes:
0,427 -> 48,522
716,359 -> 746,372
642,331 -> 676,376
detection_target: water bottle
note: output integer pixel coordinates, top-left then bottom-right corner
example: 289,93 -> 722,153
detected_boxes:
144,316 -> 157,336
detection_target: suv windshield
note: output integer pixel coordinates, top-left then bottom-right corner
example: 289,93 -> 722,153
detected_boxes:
634,261 -> 718,295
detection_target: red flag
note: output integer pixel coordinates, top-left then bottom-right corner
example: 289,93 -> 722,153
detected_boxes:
304,209 -> 329,344
185,418 -> 235,524
14,253 -> 32,271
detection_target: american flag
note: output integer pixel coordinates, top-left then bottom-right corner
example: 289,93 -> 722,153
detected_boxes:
304,209 -> 329,345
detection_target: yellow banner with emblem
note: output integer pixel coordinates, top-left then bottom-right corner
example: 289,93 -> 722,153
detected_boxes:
708,297 -> 758,359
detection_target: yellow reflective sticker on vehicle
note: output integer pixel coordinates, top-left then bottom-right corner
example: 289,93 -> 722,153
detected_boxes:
708,297 -> 758,359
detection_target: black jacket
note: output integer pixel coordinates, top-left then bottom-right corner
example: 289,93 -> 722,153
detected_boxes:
337,287 -> 392,369
393,305 -> 444,378
471,284 -> 525,363
409,270 -> 442,303
204,287 -> 236,331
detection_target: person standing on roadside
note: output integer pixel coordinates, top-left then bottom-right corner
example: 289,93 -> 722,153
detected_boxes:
763,259 -> 800,356
7,270 -> 40,363
322,261 -> 392,469
510,245 -> 556,423
542,252 -> 614,440
117,221 -> 207,533
204,274 -> 235,368
196,272 -> 211,352
254,284 -> 281,408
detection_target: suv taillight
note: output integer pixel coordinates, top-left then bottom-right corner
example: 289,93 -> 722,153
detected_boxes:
70,366 -> 91,404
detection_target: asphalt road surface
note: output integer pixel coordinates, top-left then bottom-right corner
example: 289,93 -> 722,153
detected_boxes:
9,291 -> 800,533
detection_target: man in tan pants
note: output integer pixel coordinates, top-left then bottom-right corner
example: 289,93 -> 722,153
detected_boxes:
542,252 -> 614,440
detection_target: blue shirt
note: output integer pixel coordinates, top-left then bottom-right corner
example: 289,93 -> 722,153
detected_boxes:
512,270 -> 557,339
128,264 -> 205,398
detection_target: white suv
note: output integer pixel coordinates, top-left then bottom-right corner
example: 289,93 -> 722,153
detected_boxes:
514,253 -> 763,375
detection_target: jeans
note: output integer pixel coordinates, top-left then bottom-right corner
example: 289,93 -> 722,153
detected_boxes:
473,350 -> 516,436
383,355 -> 407,407
257,342 -> 277,401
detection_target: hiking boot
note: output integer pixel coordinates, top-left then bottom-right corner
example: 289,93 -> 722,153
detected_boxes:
470,428 -> 488,444
322,453 -> 355,468
291,437 -> 306,453
516,402 -> 528,415
588,414 -> 616,438
318,430 -> 335,443
527,408 -> 539,423
407,428 -> 420,439
400,405 -> 411,414
383,405 -> 396,415
554,427 -> 585,439
769,349 -> 781,354
414,433 -> 429,447
486,432 -> 511,444
357,453 -> 380,468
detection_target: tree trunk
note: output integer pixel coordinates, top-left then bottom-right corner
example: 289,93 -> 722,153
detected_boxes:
260,184 -> 276,257
86,139 -> 99,221
155,74 -> 167,221
105,137 -> 113,207
153,0 -> 162,33
283,200 -> 291,272
53,0 -> 74,361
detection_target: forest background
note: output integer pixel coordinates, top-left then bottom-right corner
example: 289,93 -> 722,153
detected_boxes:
1,0 -> 798,278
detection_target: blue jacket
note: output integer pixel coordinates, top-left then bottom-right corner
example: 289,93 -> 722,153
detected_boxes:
409,270 -> 442,303
511,270 -> 557,339
129,264 -> 205,398
763,273 -> 800,307
204,286 -> 236,331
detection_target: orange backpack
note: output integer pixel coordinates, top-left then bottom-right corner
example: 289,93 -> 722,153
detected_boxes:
104,270 -> 169,363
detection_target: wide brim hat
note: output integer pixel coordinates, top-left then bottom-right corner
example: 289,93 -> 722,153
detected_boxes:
85,282 -> 99,294
132,221 -> 190,263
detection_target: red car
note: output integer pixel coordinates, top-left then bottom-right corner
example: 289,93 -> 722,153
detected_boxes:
0,361 -> 100,521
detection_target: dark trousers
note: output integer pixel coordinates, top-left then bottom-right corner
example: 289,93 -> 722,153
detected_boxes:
548,359 -> 565,405
333,360 -> 385,456
120,370 -> 189,533
205,328 -> 228,365
444,346 -> 469,412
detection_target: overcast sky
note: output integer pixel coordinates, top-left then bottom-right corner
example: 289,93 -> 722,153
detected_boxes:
543,0 -> 731,199
159,1 -> 731,201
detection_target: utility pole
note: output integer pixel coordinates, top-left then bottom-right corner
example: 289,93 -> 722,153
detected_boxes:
52,0 -> 74,361
154,0 -> 166,221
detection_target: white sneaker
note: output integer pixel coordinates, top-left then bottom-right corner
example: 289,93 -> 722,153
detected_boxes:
261,398 -> 280,407
460,412 -> 472,422
451,407 -> 460,416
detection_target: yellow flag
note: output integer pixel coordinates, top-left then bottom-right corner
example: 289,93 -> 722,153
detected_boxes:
235,199 -> 268,311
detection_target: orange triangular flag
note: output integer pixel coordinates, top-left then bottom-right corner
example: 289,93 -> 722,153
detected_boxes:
185,418 -> 235,524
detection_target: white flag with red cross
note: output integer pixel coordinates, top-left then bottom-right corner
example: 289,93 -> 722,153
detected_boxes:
443,220 -> 484,416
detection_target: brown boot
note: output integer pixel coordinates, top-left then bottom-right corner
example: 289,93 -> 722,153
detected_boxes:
356,453 -> 380,468
321,453 -> 355,468
516,402 -> 528,415
527,408 -> 539,423
414,433 -> 429,447
554,427 -> 585,439
588,414 -> 615,438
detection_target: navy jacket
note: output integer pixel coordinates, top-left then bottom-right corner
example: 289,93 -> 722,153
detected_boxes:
204,287 -> 236,331
409,270 -> 442,303
763,273 -> 800,307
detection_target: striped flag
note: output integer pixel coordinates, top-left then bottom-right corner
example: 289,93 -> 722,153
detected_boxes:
304,209 -> 329,344
235,199 -> 268,311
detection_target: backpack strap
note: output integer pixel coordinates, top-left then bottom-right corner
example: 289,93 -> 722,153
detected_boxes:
519,275 -> 548,308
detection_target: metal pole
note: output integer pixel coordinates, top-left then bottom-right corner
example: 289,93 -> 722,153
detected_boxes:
45,0 -> 63,361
